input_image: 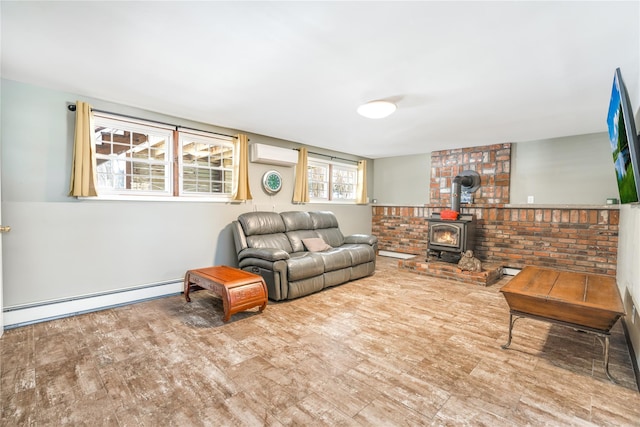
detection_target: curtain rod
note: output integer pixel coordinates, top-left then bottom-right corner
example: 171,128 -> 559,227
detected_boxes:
67,104 -> 237,139
294,148 -> 359,164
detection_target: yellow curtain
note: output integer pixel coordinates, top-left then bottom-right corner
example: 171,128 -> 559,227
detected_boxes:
292,147 -> 309,203
356,160 -> 368,204
68,101 -> 98,197
232,134 -> 252,201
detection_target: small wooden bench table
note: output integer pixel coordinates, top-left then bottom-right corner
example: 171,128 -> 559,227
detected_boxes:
184,266 -> 268,322
500,266 -> 625,382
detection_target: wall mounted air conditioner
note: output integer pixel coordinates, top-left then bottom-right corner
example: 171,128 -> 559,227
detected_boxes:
250,143 -> 298,166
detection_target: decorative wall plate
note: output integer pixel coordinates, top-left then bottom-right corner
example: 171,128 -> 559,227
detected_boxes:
262,170 -> 283,194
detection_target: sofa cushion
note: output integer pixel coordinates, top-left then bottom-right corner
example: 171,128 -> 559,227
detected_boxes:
324,269 -> 351,288
342,244 -> 376,264
246,233 -> 293,253
239,211 -> 286,236
287,276 -> 324,300
351,262 -> 375,280
287,253 -> 324,280
309,211 -> 339,229
280,212 -> 319,252
302,237 -> 332,252
315,228 -> 345,248
310,212 -> 345,246
281,211 -> 313,231
314,248 -> 352,271
287,229 -> 319,253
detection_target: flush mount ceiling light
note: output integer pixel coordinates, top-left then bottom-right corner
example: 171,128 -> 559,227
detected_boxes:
357,100 -> 397,119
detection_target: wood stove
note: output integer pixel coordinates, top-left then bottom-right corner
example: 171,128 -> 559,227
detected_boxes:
427,213 -> 476,262
427,169 -> 480,263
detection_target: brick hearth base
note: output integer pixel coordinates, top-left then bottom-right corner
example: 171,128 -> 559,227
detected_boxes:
399,258 -> 503,286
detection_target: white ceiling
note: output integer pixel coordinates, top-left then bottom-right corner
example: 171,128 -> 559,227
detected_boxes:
2,1 -> 639,158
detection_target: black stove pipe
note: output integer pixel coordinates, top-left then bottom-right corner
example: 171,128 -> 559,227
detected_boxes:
451,175 -> 475,212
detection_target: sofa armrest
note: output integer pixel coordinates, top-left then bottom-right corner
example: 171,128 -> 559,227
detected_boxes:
344,234 -> 378,246
238,247 -> 290,262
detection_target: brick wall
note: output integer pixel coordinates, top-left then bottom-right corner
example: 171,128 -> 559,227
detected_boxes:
430,143 -> 511,206
466,206 -> 618,275
371,206 -> 432,255
372,205 -> 619,276
373,142 -> 619,276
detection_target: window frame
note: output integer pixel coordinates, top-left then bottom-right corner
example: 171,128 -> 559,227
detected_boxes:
93,114 -> 175,197
178,130 -> 235,199
90,113 -> 236,201
307,157 -> 358,203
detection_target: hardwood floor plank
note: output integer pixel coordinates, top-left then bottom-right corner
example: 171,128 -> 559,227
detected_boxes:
1,256 -> 638,426
432,396 -> 519,426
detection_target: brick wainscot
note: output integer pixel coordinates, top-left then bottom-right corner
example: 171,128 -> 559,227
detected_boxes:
378,143 -> 620,283
372,204 -> 619,278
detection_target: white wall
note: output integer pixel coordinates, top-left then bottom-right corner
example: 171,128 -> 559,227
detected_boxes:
0,79 -> 372,309
372,154 -> 430,206
510,134 -> 619,205
372,135 -> 619,206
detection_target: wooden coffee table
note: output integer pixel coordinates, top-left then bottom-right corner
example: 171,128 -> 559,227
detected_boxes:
500,266 -> 625,382
184,266 -> 268,322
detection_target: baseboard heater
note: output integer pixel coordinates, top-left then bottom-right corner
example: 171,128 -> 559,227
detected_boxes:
378,250 -> 417,260
3,279 -> 183,329
502,267 -> 522,276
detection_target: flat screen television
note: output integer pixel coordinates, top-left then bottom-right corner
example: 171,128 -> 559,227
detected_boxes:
607,67 -> 640,204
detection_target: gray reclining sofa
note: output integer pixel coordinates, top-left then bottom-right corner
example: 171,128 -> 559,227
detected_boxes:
231,211 -> 378,301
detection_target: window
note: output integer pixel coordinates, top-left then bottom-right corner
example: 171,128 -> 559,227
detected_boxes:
308,162 -> 329,200
331,163 -> 358,200
94,116 -> 174,196
93,114 -> 235,199
179,131 -> 234,196
308,158 -> 358,202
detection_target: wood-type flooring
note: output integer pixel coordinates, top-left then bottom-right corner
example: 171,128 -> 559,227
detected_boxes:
1,256 -> 639,426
